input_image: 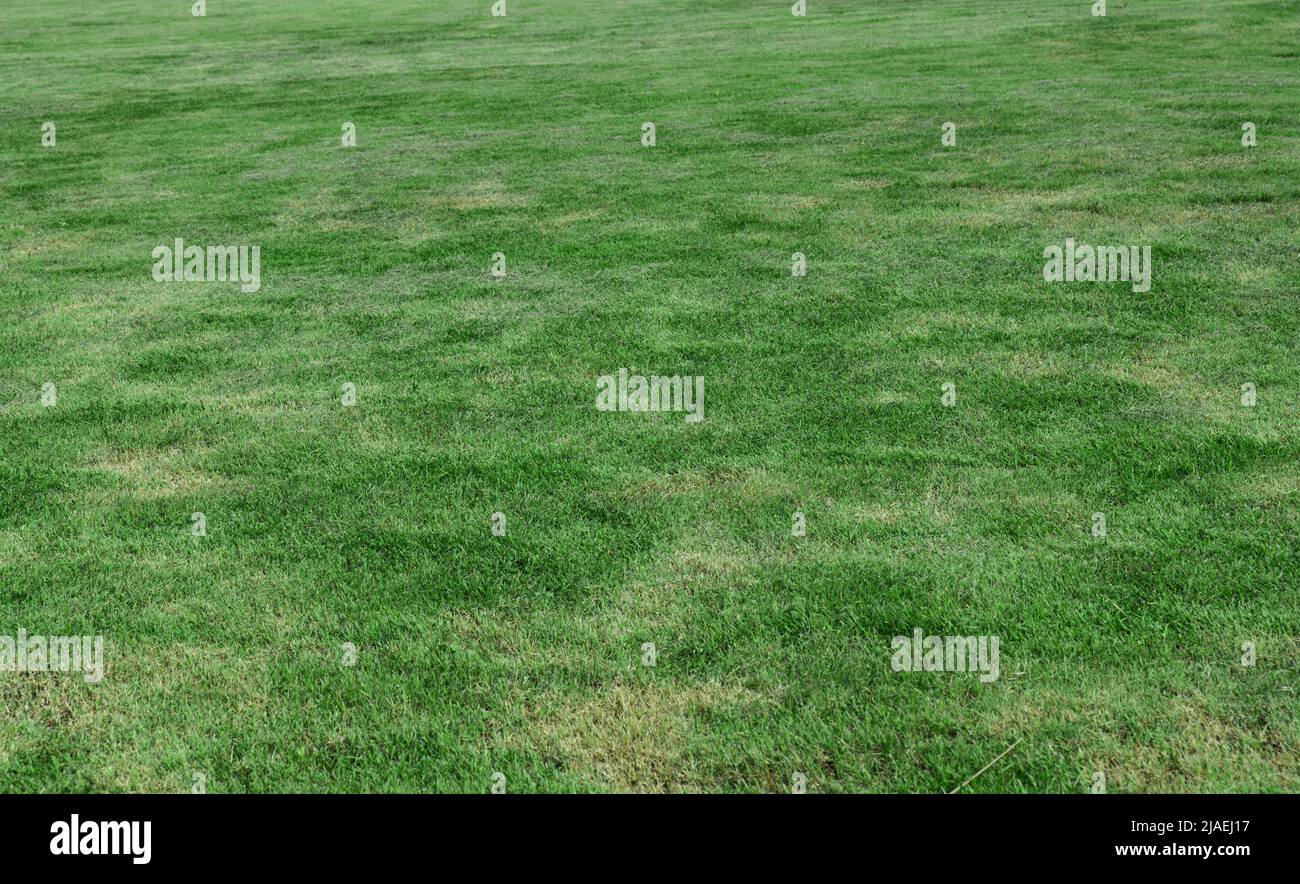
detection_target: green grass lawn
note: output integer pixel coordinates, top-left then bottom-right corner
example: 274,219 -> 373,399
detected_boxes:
1,0 -> 1297,793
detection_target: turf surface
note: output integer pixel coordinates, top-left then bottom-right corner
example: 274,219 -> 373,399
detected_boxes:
1,0 -> 1297,792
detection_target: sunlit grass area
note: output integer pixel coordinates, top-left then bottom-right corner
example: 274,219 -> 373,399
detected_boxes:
1,0 -> 1297,792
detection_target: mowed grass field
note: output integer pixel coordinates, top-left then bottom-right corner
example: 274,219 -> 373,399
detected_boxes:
2,0 -> 1298,793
